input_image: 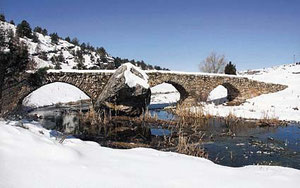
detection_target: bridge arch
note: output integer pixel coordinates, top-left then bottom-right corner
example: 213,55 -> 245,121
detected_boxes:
21,82 -> 92,109
221,82 -> 240,101
150,80 -> 189,103
207,82 -> 240,104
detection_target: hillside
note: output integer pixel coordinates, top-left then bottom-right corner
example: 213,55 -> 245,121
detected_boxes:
0,20 -> 167,71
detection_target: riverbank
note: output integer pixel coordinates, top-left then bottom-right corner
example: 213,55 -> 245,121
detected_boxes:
1,119 -> 300,188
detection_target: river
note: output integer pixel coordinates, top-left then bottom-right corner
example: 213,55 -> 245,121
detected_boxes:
26,103 -> 300,170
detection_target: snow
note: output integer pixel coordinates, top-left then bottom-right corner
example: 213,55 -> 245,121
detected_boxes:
0,120 -> 299,188
150,83 -> 180,104
145,69 -> 245,78
199,63 -> 300,122
22,82 -> 90,108
207,85 -> 228,102
0,20 -> 114,70
47,69 -> 115,73
122,63 -> 149,88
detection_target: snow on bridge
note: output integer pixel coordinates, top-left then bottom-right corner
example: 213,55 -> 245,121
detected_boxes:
0,69 -> 287,115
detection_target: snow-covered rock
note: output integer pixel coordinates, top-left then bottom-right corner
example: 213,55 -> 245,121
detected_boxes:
95,63 -> 151,116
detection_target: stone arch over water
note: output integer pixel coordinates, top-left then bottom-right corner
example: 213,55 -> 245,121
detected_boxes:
21,82 -> 92,109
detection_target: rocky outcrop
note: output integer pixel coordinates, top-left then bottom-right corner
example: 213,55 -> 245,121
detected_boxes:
94,63 -> 151,116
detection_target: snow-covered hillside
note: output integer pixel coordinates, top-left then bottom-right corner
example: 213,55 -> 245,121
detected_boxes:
202,63 -> 300,122
1,120 -> 299,188
0,20 -> 113,70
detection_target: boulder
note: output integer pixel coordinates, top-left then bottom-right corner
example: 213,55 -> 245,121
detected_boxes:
95,63 -> 151,116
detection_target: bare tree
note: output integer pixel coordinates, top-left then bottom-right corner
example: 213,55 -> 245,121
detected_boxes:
199,52 -> 226,73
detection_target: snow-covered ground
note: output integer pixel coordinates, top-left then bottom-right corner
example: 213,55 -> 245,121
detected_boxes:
22,82 -> 90,108
150,83 -> 180,105
201,63 -> 300,122
1,120 -> 299,188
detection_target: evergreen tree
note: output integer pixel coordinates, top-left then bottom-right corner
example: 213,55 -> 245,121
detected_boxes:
50,33 -> 59,44
0,14 -> 5,22
50,56 -> 62,70
42,29 -> 48,35
224,61 -> 237,75
71,37 -> 79,46
57,52 -> 65,62
9,20 -> 15,25
65,36 -> 71,42
154,65 -> 162,70
16,20 -> 32,38
33,26 -> 43,33
114,57 -> 122,68
96,47 -> 106,57
0,29 -> 30,112
38,51 -> 48,60
32,33 -> 39,43
73,50 -> 86,69
80,42 -> 86,50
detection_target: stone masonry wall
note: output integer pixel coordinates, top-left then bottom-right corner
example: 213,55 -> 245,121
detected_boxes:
0,71 -> 287,116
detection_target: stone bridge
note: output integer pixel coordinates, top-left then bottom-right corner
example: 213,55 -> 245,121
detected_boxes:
0,70 -> 287,115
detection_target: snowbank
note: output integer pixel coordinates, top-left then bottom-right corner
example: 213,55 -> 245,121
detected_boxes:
0,120 -> 299,188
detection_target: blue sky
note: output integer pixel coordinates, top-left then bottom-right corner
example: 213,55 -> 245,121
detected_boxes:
1,0 -> 300,71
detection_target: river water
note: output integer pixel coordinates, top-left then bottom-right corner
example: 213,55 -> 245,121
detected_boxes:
27,104 -> 300,170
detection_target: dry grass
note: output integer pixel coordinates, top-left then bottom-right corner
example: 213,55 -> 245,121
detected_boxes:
224,111 -> 240,126
176,135 -> 207,158
173,103 -> 212,119
79,106 -> 111,136
258,111 -> 282,127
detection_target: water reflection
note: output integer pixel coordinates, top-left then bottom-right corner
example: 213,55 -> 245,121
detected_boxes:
27,104 -> 300,170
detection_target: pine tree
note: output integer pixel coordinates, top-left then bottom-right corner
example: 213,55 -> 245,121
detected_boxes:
65,36 -> 71,42
224,61 -> 237,75
32,33 -> 39,43
71,37 -> 79,46
50,33 -> 59,44
42,29 -> 48,35
33,26 -> 43,33
9,20 -> 15,25
57,52 -> 65,62
38,51 -> 48,60
96,47 -> 106,57
0,14 -> 5,22
73,50 -> 86,69
0,30 -> 30,112
80,42 -> 86,50
16,20 -> 33,38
